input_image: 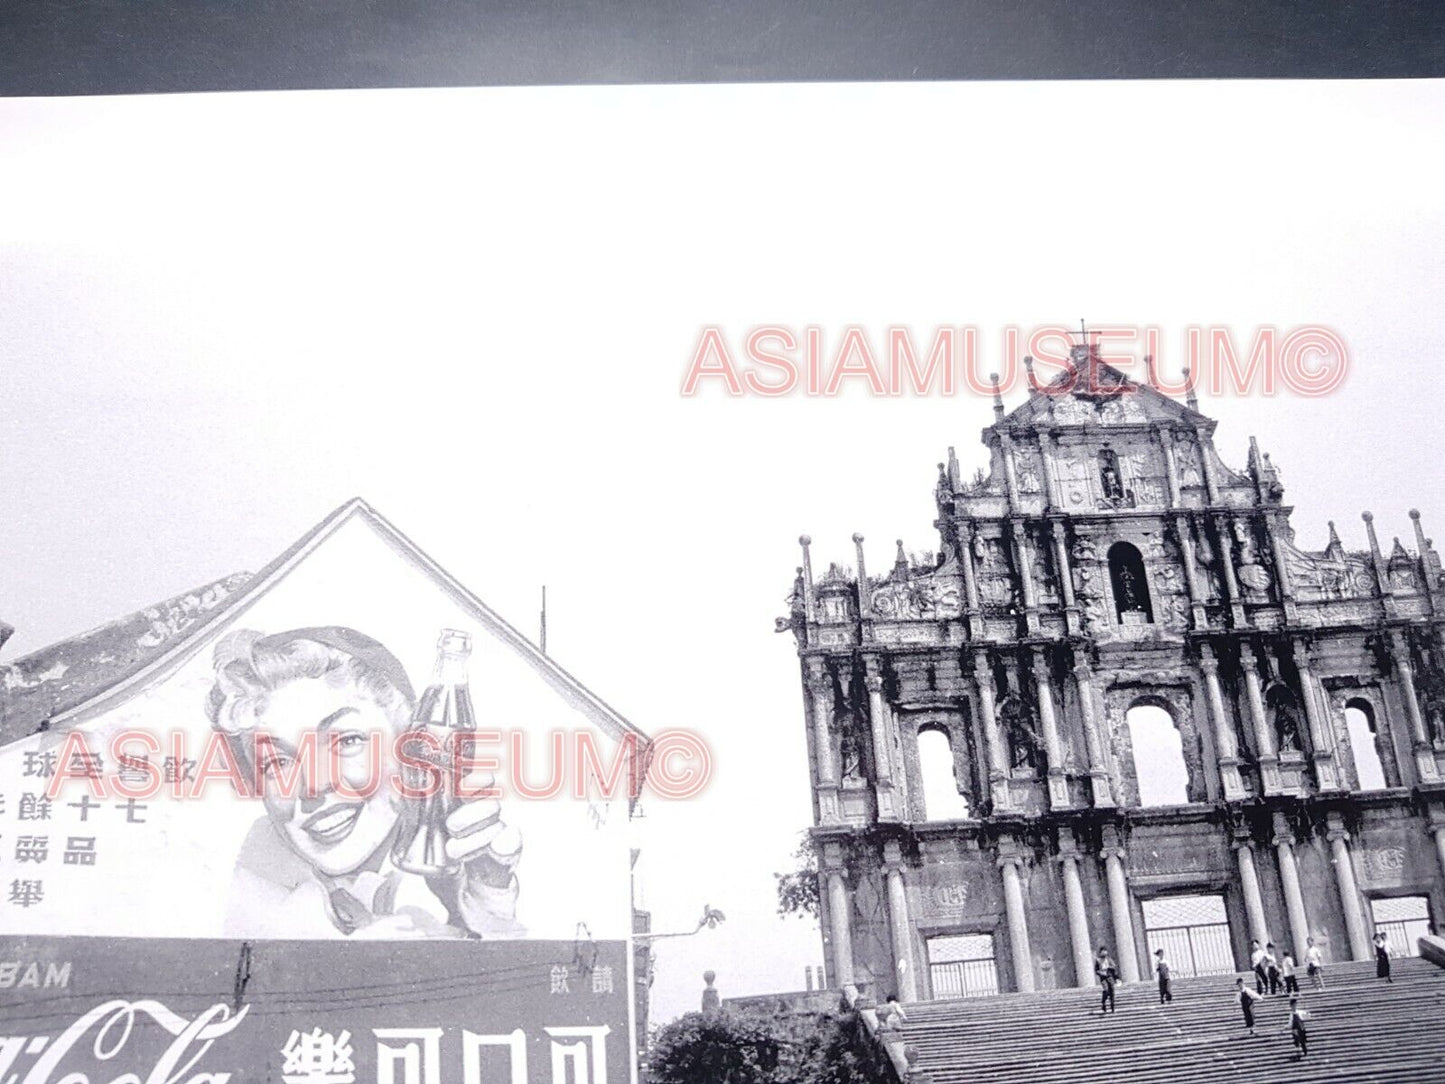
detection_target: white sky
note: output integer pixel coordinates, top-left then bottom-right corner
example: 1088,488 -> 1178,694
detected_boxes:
1,79 -> 1443,1024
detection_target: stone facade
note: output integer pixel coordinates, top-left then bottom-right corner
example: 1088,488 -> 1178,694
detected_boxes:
782,340 -> 1445,1001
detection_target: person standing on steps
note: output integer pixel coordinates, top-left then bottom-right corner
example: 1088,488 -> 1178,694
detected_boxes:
1374,932 -> 1393,983
1250,939 -> 1268,994
1154,948 -> 1173,1004
1280,950 -> 1300,996
1264,942 -> 1282,995
1235,977 -> 1263,1037
1305,937 -> 1326,990
1286,997 -> 1311,1060
1094,946 -> 1118,1015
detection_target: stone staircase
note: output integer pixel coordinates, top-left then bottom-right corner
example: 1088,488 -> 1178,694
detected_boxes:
895,957 -> 1445,1084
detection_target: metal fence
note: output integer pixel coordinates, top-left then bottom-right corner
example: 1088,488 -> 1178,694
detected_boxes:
1143,922 -> 1235,977
1372,895 -> 1431,958
928,957 -> 1000,999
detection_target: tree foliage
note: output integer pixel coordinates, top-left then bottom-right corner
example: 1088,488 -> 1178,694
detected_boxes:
647,1007 -> 896,1084
773,835 -> 820,920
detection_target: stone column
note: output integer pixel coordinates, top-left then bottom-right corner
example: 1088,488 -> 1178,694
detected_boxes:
1431,817 -> 1445,885
1213,514 -> 1247,626
1058,836 -> 1095,987
799,535 -> 817,623
1233,838 -> 1270,947
973,650 -> 1011,812
957,520 -> 984,640
1363,511 -> 1397,616
808,661 -> 841,824
882,842 -> 917,1002
1196,428 -> 1220,504
1072,658 -> 1114,807
821,847 -> 856,987
998,853 -> 1035,993
1390,630 -> 1440,783
852,533 -> 872,619
1158,425 -> 1181,508
1198,644 -> 1246,800
1172,514 -> 1208,630
999,433 -> 1021,512
1240,645 -> 1283,794
1100,825 -> 1139,982
1037,431 -> 1060,511
1032,646 -> 1070,809
1011,520 -> 1039,634
864,658 -> 899,821
1272,814 -> 1312,964
1326,815 -> 1371,961
1291,642 -> 1342,791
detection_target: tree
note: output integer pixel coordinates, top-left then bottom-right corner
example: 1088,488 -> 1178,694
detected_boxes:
774,834 -> 820,920
648,1007 -> 897,1084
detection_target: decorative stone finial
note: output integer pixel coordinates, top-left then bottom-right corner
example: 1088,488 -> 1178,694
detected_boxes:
1362,511 -> 1374,523
852,532 -> 864,544
799,534 -> 812,546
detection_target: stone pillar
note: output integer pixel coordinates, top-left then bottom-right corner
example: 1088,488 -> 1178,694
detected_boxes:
1390,630 -> 1440,783
1196,428 -> 1220,504
957,520 -> 984,640
1198,644 -> 1246,800
1072,658 -> 1114,807
1233,838 -> 1270,948
1101,827 -> 1139,982
864,658 -> 899,821
1032,646 -> 1070,809
999,433 -> 1021,512
1172,514 -> 1208,629
799,535 -> 817,624
1272,814 -> 1312,964
1326,815 -> 1371,961
1058,836 -> 1095,987
998,853 -> 1035,993
1240,645 -> 1283,794
1291,643 -> 1342,791
1213,514 -> 1247,626
1156,426 -> 1181,507
1263,511 -> 1299,622
1011,520 -> 1039,634
852,534 -> 872,619
882,841 -> 918,1002
1363,511 -> 1396,613
1037,431 -> 1060,511
1431,817 -> 1445,885
821,847 -> 856,986
808,661 -> 840,824
972,650 -> 1010,812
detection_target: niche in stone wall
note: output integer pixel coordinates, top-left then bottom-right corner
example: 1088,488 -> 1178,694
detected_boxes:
1108,541 -> 1154,623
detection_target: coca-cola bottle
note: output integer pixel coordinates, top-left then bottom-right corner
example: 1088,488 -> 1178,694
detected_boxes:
392,628 -> 477,875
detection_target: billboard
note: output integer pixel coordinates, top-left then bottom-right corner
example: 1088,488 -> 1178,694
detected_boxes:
0,936 -> 630,1084
0,503 -> 646,1081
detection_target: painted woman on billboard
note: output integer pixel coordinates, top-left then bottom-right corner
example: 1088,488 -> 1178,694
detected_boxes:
207,625 -> 525,939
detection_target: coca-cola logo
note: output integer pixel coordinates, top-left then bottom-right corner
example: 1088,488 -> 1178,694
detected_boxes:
0,999 -> 249,1084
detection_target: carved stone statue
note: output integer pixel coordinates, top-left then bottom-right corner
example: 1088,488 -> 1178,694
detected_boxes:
998,695 -> 1039,771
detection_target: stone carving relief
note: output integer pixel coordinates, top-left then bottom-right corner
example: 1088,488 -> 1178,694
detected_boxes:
1361,845 -> 1407,886
1015,448 -> 1043,495
871,575 -> 964,620
1051,396 -> 1093,425
1099,396 -> 1148,424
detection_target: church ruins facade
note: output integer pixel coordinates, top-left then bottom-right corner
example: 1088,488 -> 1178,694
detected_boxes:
782,339 -> 1445,1001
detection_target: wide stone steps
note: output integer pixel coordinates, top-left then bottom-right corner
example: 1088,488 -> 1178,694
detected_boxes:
896,958 -> 1445,1084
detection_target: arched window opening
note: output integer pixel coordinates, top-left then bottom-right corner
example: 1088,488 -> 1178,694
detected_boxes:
918,727 -> 970,820
1344,699 -> 1387,790
1098,449 -> 1124,500
1127,703 -> 1189,806
1266,685 -> 1304,754
1108,541 -> 1153,622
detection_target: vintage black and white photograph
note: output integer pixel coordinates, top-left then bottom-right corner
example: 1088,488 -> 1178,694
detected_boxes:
1,5 -> 1443,1083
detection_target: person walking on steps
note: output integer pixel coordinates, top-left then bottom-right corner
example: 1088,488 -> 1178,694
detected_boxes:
1286,997 -> 1311,1060
1235,977 -> 1263,1037
1154,948 -> 1173,1004
1095,946 -> 1118,1015
1374,932 -> 1393,983
1306,936 -> 1326,990
1280,950 -> 1300,996
1250,939 -> 1268,994
1264,942 -> 1282,995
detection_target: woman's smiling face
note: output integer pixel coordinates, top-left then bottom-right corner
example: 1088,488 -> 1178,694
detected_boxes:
253,677 -> 400,877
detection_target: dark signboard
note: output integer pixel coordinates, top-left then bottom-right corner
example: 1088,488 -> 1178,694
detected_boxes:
0,936 -> 632,1084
